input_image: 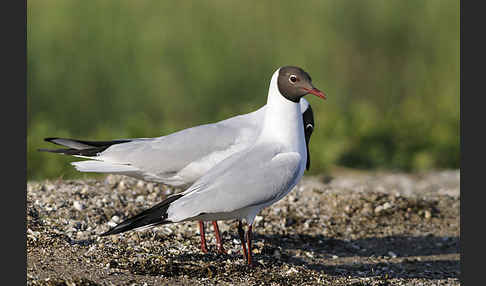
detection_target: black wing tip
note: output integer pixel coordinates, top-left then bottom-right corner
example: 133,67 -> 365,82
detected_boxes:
99,220 -> 162,237
40,138 -> 71,153
99,194 -> 184,237
99,219 -> 141,237
45,137 -> 133,147
44,137 -> 62,143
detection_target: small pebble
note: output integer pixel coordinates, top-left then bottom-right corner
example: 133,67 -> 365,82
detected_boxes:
146,183 -> 154,192
43,184 -> 55,192
388,251 -> 398,258
382,202 -> 392,210
73,201 -> 84,211
286,267 -> 298,275
136,195 -> 145,203
254,216 -> 263,225
111,215 -> 120,223
118,181 -> 126,190
95,200 -> 104,208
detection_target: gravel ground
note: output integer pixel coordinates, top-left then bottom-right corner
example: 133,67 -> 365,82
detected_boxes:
27,169 -> 460,285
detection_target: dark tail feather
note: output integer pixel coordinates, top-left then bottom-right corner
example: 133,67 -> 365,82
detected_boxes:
37,147 -> 108,156
38,137 -> 132,157
44,137 -> 132,148
100,194 -> 184,236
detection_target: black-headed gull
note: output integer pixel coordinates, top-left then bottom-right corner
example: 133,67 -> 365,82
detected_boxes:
100,66 -> 326,265
40,95 -> 315,254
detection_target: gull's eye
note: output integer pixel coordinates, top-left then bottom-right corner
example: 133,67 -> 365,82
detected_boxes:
289,75 -> 298,83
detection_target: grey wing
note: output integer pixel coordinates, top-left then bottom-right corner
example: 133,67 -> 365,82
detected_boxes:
71,108 -> 265,184
166,146 -> 303,222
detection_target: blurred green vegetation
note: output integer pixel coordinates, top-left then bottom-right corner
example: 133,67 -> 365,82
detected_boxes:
27,1 -> 459,181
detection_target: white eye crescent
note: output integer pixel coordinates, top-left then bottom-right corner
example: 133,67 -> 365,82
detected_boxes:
289,75 -> 298,83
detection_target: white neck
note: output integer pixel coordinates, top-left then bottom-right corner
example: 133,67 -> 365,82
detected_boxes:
299,98 -> 310,113
258,68 -> 306,154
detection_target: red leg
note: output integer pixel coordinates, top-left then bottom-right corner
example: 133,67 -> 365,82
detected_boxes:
246,224 -> 254,266
198,221 -> 208,253
212,221 -> 226,254
237,221 -> 248,261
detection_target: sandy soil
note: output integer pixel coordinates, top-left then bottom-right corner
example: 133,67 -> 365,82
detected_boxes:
27,169 -> 460,285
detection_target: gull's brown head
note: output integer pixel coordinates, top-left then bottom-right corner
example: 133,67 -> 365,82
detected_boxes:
277,66 -> 326,102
